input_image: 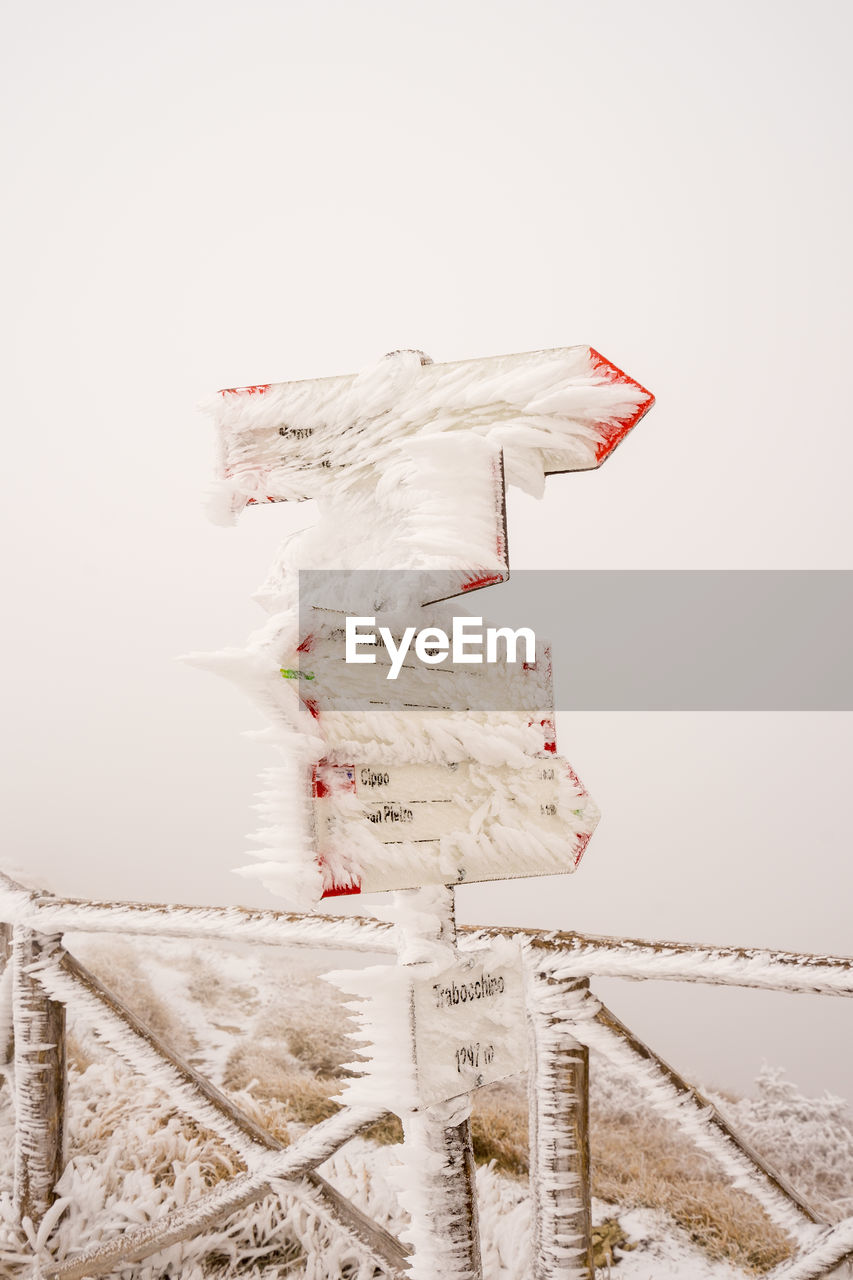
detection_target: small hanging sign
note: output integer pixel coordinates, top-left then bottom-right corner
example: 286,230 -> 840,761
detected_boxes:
325,939 -> 529,1113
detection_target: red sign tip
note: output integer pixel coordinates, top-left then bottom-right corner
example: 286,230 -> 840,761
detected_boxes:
587,348 -> 654,464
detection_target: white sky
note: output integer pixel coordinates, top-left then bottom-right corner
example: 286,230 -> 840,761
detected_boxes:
2,1 -> 851,1098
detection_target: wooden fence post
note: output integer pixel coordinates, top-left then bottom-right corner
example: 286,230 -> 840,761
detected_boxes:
1,922 -> 12,1071
12,928 -> 66,1228
527,970 -> 594,1279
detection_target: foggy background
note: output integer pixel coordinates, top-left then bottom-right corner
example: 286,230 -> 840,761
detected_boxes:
2,1 -> 850,1100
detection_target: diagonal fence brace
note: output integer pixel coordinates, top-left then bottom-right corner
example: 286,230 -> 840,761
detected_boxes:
38,1105 -> 387,1280
32,949 -> 271,1166
30,949 -> 410,1276
764,1216 -> 853,1280
546,976 -> 825,1249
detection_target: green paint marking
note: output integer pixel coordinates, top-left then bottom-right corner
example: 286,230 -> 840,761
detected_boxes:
280,668 -> 316,681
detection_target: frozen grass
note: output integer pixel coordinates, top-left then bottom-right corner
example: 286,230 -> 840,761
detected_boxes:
589,1098 -> 792,1273
0,1054 -> 311,1278
69,938 -> 199,1062
469,1083 -> 529,1180
1,936 -> 851,1277
462,1077 -> 797,1273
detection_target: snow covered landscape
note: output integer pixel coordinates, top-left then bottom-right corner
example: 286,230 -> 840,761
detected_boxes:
1,935 -> 850,1278
3,2 -> 852,1276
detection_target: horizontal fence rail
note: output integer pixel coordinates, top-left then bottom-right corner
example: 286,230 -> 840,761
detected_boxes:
0,872 -> 398,953
4,874 -> 850,993
462,925 -> 853,997
0,872 -> 851,1280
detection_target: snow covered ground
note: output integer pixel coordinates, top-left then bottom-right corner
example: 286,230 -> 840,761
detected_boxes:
0,935 -> 850,1278
324,1138 -> 748,1280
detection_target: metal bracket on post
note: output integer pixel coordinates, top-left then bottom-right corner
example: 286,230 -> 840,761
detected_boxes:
12,927 -> 66,1229
526,970 -> 594,1280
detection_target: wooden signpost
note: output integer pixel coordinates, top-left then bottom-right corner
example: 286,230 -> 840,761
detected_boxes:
204,344 -> 654,1280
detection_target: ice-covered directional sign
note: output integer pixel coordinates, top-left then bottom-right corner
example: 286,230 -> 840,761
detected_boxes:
208,345 -> 654,518
294,613 -> 599,896
202,345 -> 654,910
281,610 -> 554,713
313,754 -> 598,896
205,346 -> 653,614
326,940 -> 528,1111
255,435 -> 510,614
411,944 -> 528,1105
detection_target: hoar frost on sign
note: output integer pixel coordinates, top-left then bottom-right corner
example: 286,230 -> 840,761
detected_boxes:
324,938 -> 527,1113
312,755 -> 598,894
188,592 -> 598,902
296,605 -> 548,707
203,346 -> 652,519
195,347 -> 650,908
252,434 -> 509,618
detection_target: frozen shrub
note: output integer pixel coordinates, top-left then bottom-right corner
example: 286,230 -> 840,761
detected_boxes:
715,1066 -> 853,1220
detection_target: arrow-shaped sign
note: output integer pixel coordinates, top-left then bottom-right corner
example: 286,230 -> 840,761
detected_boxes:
204,346 -> 652,614
312,752 -> 598,897
207,345 -> 653,517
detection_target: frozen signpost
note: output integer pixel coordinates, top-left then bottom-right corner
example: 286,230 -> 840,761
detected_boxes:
202,346 -> 654,1279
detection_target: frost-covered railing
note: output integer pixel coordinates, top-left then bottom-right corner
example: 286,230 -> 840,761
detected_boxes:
1,870 -> 852,1280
